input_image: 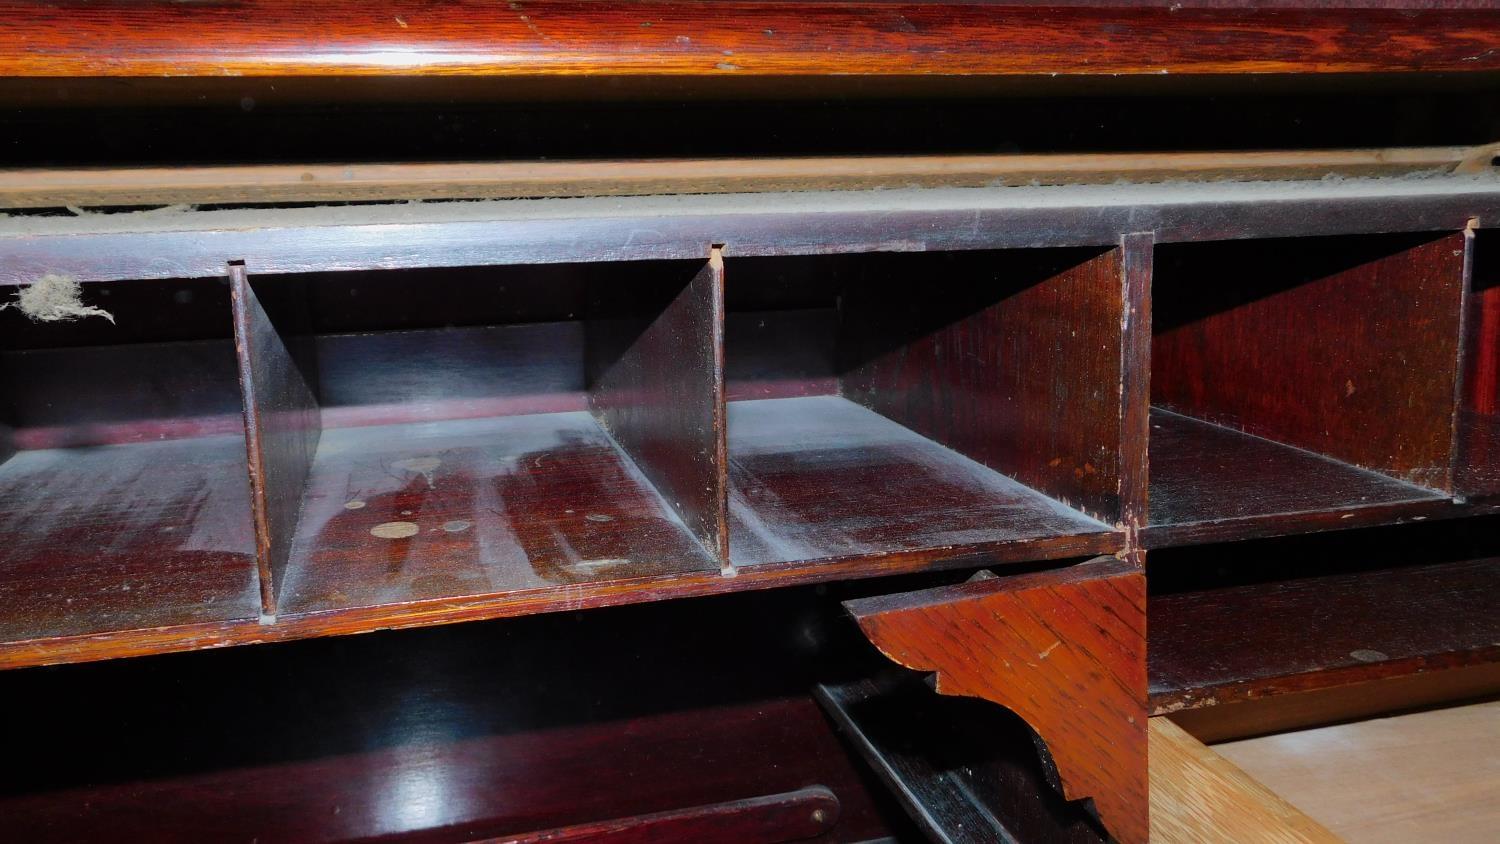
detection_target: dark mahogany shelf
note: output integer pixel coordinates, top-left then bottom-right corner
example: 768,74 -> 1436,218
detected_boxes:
0,591 -> 914,844
726,397 -> 1111,567
278,411 -> 720,616
1148,556 -> 1500,714
1144,409 -> 1455,548
277,396 -> 1113,619
0,434 -> 261,646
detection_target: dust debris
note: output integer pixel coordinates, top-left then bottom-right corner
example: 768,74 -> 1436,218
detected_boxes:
1,275 -> 114,323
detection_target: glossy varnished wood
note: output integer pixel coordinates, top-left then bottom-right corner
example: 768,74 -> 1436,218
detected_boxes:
277,412 -> 718,616
0,435 -> 260,644
841,247 -> 1129,523
846,557 -> 1148,844
2,2 -> 1499,78
1149,557 -> 1500,713
495,787 -> 839,844
232,266 -> 321,614
1145,409 -> 1453,547
589,252 -> 728,564
0,592 -> 907,842
1153,232 -> 1469,490
726,396 -> 1113,567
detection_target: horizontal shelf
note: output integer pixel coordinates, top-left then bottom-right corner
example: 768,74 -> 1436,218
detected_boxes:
277,411 -> 721,616
727,396 -> 1112,567
0,405 -> 1117,669
0,434 -> 261,647
1144,409 -> 1455,547
0,593 -> 905,843
1,698 -> 854,842
1149,556 -> 1500,714
281,396 -> 1113,615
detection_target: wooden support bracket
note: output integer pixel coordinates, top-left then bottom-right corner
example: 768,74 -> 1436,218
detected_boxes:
844,557 -> 1147,844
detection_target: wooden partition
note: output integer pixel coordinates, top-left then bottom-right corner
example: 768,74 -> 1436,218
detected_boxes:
1147,231 -> 1469,546
588,249 -> 729,566
231,264 -> 321,615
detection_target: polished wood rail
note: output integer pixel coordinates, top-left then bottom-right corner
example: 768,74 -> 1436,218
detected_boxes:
1,2 -> 1499,78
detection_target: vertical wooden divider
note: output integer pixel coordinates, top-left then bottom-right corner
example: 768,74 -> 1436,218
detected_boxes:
1120,233 -> 1155,544
588,249 -> 730,571
840,246 -> 1132,525
1458,224 -> 1500,498
230,263 -> 322,617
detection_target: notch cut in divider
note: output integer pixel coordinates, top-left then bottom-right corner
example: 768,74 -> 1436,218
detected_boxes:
838,245 -> 1133,525
230,262 -> 322,615
587,247 -> 730,571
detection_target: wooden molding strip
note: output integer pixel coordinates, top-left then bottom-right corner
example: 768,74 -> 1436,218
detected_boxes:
1149,717 -> 1342,844
0,147 -> 1485,210
1,3 -> 1498,78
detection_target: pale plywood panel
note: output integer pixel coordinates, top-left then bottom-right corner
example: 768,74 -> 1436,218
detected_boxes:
1214,700 -> 1500,844
1149,717 -> 1342,844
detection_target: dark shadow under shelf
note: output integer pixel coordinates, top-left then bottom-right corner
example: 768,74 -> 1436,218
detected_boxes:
1149,556 -> 1500,714
1144,408 -> 1453,548
0,435 -> 260,644
726,396 -> 1114,567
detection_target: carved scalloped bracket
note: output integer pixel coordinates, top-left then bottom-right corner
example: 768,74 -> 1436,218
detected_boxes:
844,557 -> 1147,844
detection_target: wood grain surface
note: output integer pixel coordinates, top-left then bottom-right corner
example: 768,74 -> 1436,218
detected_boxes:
846,557 -> 1148,844
1214,700 -> 1500,844
1145,409 -> 1454,548
841,247 -> 1129,523
1150,557 -> 1500,713
1,2 -> 1498,78
725,396 -> 1113,567
1148,717 -> 1341,844
1153,232 -> 1468,490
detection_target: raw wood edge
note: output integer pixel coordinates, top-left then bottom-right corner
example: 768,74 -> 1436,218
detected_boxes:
1149,717 -> 1343,844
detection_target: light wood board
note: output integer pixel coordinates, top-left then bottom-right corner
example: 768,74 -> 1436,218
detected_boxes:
1150,717 -> 1342,843
1213,700 -> 1500,844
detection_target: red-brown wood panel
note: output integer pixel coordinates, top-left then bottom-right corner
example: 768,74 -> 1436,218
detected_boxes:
841,247 -> 1128,523
1,2 -> 1498,78
1153,232 -> 1468,490
1460,228 -> 1500,498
